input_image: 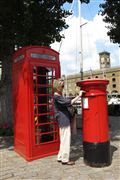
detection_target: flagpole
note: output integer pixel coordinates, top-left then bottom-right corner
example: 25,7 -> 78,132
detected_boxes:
78,0 -> 83,80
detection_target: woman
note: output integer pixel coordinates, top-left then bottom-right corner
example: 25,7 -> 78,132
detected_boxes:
53,78 -> 84,165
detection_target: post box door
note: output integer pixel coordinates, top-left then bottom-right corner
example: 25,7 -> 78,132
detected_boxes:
31,65 -> 59,157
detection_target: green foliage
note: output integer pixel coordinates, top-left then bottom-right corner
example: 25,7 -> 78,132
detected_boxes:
0,128 -> 14,136
0,0 -> 72,56
0,0 -> 72,124
59,0 -> 90,5
80,0 -> 90,3
99,0 -> 120,45
0,122 -> 14,136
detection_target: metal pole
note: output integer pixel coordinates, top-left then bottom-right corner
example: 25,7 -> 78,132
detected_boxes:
78,0 -> 83,80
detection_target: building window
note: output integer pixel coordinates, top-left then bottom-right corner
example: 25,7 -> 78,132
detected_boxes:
111,90 -> 118,94
101,62 -> 105,64
112,78 -> 116,82
112,73 -> 115,76
69,93 -> 73,97
95,76 -> 98,78
112,84 -> 116,88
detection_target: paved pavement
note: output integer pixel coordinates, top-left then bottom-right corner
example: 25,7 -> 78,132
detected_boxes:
0,116 -> 120,180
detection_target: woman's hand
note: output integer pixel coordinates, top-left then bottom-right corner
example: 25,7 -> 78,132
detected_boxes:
71,90 -> 85,104
79,90 -> 86,97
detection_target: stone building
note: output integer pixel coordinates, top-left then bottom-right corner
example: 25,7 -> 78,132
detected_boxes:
62,51 -> 120,97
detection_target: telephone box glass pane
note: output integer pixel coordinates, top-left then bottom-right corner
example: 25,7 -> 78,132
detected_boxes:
31,53 -> 56,61
33,66 -> 58,145
35,132 -> 58,144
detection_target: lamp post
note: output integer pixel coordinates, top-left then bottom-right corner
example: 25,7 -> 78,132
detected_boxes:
78,0 -> 88,80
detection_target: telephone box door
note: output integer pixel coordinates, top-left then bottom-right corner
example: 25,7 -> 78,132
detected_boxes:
30,64 -> 59,159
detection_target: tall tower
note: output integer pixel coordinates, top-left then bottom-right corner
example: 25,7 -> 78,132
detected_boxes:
99,51 -> 111,69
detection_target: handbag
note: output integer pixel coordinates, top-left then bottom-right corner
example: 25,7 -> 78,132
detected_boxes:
68,106 -> 77,118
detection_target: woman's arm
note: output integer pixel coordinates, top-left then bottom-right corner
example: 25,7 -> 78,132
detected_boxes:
71,90 -> 85,105
54,95 -> 71,107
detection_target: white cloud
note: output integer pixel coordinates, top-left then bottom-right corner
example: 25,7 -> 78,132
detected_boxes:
51,14 -> 120,75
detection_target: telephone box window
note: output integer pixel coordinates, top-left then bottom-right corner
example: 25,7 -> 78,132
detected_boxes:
31,53 -> 56,61
33,66 -> 58,145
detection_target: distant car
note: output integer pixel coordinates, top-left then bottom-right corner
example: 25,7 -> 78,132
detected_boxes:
108,97 -> 120,105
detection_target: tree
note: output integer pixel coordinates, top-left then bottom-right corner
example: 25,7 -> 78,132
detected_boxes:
59,0 -> 90,5
0,0 -> 72,125
99,0 -> 120,45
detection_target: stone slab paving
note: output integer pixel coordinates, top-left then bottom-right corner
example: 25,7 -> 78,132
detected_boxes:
0,116 -> 120,180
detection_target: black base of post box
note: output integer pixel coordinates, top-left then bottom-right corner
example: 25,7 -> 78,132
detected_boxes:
83,141 -> 111,167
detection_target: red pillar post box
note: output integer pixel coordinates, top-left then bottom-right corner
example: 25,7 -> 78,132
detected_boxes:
77,79 -> 111,167
12,46 -> 60,161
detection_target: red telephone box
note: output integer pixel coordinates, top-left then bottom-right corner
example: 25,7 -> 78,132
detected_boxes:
12,46 -> 60,161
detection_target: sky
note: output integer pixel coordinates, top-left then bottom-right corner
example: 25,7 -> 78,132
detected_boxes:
51,0 -> 120,76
